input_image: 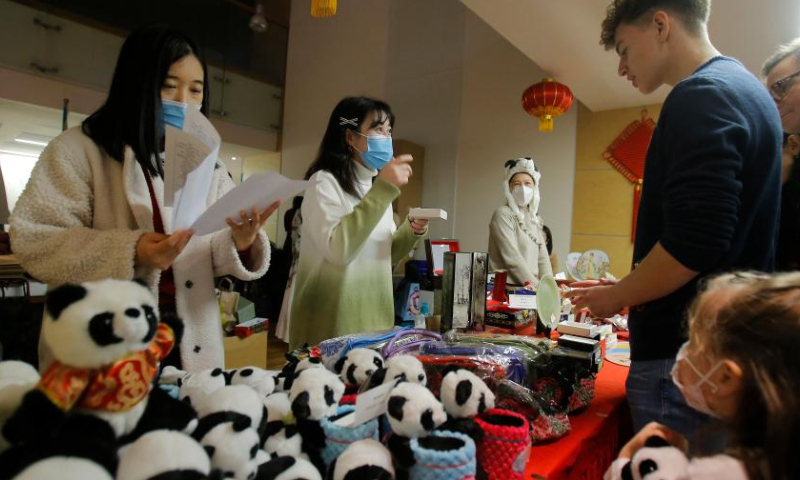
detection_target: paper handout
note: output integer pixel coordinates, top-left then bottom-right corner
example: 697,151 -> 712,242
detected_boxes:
190,172 -> 308,236
164,107 -> 221,231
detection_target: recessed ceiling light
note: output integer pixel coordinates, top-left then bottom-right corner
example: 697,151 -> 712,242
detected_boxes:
231,156 -> 238,161
14,133 -> 52,147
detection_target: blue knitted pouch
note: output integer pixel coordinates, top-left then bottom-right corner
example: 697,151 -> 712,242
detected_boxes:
319,405 -> 379,468
409,431 -> 476,480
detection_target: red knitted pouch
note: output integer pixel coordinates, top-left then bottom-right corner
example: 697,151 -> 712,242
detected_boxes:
473,408 -> 532,480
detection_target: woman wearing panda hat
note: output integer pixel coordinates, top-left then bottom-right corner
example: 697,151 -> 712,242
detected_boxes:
488,157 -> 553,288
9,25 -> 275,373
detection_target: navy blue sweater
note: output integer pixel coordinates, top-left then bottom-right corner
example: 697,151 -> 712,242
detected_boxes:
629,56 -> 782,361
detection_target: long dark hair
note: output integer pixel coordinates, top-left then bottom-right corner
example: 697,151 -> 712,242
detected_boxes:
689,272 -> 800,480
304,97 -> 395,198
82,25 -> 209,177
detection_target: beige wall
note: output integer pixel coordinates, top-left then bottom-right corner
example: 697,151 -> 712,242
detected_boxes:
571,102 -> 662,279
455,11 -> 577,265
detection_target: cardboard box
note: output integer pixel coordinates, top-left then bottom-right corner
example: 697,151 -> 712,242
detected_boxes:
224,330 -> 267,369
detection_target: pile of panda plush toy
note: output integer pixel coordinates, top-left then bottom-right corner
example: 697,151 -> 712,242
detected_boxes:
0,279 -> 536,480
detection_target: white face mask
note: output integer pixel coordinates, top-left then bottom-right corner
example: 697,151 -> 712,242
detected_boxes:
512,185 -> 534,207
670,342 -> 724,418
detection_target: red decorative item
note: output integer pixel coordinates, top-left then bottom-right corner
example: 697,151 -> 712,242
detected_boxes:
603,110 -> 655,242
522,78 -> 574,132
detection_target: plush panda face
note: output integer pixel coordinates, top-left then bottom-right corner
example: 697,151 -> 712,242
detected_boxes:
440,369 -> 496,419
336,349 -> 384,387
384,355 -> 426,386
116,430 -> 210,480
42,280 -> 159,369
625,442 -> 690,480
289,368 -> 345,421
230,367 -> 277,399
386,382 -> 447,438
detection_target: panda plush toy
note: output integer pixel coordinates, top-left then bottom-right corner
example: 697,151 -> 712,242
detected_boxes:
195,385 -> 269,444
334,349 -> 384,388
192,413 -> 264,480
334,349 -> 384,405
3,280 -> 196,446
385,382 -> 447,480
328,439 -> 395,480
288,367 -> 345,474
609,436 -> 690,480
175,367 -> 229,407
116,430 -> 211,480
366,355 -> 427,390
438,369 -> 494,442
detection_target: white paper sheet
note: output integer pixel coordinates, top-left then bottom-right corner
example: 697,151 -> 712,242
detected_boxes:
190,172 -> 308,236
163,108 -> 221,231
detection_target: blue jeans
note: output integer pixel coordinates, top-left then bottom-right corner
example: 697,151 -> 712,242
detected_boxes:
626,358 -> 710,438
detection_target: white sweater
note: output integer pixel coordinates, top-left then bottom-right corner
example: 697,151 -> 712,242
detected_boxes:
288,162 -> 421,348
9,127 -> 270,372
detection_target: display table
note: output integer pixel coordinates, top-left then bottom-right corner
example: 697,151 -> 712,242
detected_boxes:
524,361 -> 630,480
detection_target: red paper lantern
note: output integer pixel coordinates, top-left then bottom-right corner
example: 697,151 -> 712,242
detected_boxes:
522,78 -> 574,132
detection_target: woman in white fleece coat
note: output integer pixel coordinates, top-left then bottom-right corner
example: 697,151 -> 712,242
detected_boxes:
9,26 -> 273,372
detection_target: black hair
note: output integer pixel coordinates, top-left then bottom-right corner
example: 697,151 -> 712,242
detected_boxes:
542,225 -> 554,255
82,24 -> 209,178
600,0 -> 711,50
304,97 -> 395,198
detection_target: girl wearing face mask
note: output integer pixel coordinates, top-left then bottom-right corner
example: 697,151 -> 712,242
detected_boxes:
488,157 -> 553,288
288,97 -> 428,348
10,25 -> 276,372
606,271 -> 800,480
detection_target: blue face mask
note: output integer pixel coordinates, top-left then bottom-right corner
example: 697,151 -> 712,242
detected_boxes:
354,132 -> 393,170
161,99 -> 201,131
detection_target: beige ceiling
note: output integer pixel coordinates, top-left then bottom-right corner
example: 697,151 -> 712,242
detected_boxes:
459,0 -> 800,111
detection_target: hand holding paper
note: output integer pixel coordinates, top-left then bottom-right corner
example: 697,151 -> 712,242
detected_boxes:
226,202 -> 281,251
191,172 -> 308,236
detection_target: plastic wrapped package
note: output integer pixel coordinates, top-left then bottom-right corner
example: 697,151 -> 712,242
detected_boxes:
496,379 -> 572,443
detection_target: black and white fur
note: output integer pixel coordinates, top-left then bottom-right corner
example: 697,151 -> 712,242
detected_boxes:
3,280 -> 192,444
334,349 -> 384,387
288,368 -> 345,473
367,355 -> 426,389
616,436 -> 689,480
0,361 -> 40,452
385,382 -> 447,480
230,367 -> 277,400
195,386 -> 269,444
328,439 -> 394,480
117,430 -> 210,480
256,456 -> 322,480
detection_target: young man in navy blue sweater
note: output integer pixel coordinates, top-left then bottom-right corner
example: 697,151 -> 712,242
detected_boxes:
567,0 -> 782,440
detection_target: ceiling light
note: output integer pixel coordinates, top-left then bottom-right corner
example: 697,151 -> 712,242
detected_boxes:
14,133 -> 52,147
0,149 -> 41,158
231,156 -> 238,161
249,3 -> 269,33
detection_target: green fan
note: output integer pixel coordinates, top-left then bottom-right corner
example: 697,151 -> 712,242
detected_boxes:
536,274 -> 561,330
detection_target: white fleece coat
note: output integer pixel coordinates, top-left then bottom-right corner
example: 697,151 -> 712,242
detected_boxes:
9,127 -> 270,372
